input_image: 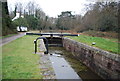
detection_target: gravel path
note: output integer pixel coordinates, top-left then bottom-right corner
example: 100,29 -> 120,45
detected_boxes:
0,33 -> 25,47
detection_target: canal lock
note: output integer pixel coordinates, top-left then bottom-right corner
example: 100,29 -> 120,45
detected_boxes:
39,37 -> 104,80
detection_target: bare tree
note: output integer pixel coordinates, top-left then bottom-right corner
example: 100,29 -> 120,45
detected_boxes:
26,1 -> 37,15
15,2 -> 23,16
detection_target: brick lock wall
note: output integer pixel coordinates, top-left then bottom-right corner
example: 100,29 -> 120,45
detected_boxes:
62,37 -> 120,80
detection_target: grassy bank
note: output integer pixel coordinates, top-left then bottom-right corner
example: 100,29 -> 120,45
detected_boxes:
68,35 -> 119,54
2,35 -> 42,79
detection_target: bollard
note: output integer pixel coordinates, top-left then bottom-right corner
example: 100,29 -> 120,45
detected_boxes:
34,40 -> 37,54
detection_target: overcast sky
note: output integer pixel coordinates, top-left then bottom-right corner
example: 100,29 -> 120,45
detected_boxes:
8,0 -> 95,17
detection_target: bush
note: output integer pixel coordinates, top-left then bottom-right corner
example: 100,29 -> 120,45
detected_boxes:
83,30 -> 118,39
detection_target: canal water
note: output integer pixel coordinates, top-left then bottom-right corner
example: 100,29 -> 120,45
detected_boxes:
49,47 -> 103,81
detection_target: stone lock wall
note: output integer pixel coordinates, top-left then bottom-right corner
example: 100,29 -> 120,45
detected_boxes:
62,37 -> 120,80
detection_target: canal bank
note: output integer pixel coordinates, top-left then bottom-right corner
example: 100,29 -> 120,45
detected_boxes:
62,37 -> 120,80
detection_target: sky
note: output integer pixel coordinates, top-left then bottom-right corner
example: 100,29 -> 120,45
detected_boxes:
7,0 -> 94,17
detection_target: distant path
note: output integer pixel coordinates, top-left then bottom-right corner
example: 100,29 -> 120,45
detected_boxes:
0,33 -> 26,47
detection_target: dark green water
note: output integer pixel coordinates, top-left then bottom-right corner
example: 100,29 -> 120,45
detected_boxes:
49,47 -> 104,81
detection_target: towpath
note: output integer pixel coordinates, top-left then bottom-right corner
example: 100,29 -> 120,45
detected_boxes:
0,33 -> 25,47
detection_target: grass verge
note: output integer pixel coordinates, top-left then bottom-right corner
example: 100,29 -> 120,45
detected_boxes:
68,35 -> 119,54
2,35 -> 42,79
